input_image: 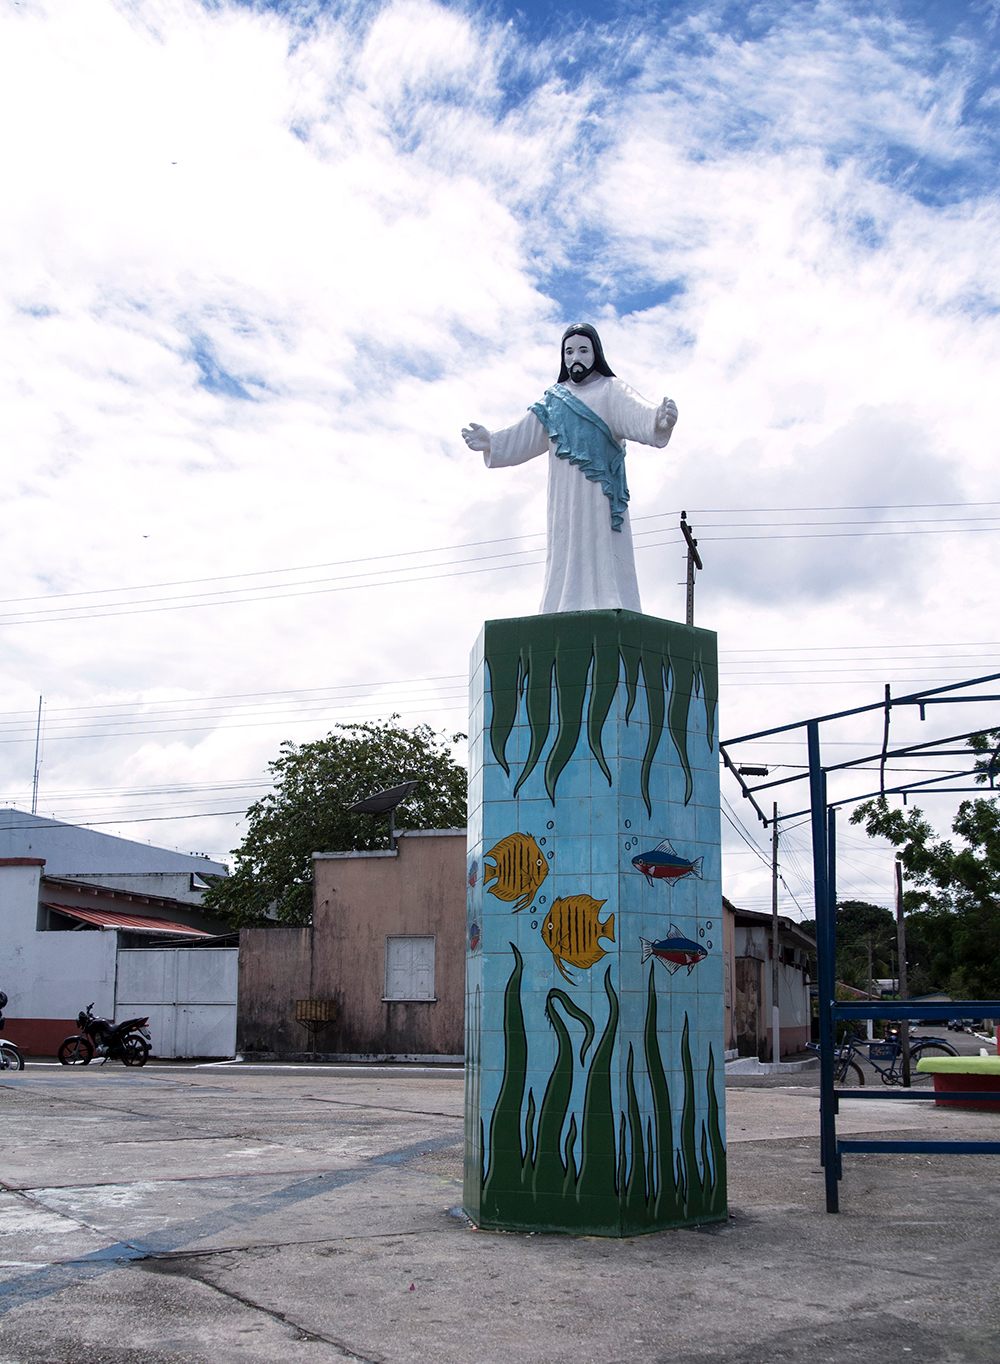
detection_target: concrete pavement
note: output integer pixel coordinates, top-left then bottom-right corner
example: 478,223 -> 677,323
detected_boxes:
1,1062 -> 997,1363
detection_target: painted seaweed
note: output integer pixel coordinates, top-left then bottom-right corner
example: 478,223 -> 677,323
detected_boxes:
475,947 -> 726,1235
481,944 -> 531,1209
704,1045 -> 728,1220
484,612 -> 718,813
643,961 -> 681,1224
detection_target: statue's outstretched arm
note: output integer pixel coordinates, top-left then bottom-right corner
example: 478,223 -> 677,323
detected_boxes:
471,411 -> 547,467
462,422 -> 492,455
655,398 -> 678,433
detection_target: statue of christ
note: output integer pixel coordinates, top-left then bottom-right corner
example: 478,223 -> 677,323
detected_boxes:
462,323 -> 678,615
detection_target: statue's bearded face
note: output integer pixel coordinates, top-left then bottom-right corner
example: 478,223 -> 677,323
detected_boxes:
563,334 -> 595,384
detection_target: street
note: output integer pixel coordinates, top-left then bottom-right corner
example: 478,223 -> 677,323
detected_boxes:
2,1059 -> 999,1362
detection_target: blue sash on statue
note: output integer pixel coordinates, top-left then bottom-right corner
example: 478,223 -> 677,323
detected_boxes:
530,384 -> 629,531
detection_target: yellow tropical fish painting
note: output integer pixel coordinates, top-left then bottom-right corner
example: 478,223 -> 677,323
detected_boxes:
482,832 -> 549,913
541,895 -> 616,984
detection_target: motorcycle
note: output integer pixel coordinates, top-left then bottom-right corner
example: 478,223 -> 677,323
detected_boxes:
58,1003 -> 151,1067
0,991 -> 25,1071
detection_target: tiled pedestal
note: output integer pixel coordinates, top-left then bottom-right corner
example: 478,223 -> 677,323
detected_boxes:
463,610 -> 727,1235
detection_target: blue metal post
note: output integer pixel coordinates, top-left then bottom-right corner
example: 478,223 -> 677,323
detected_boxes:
826,803 -> 839,1194
808,721 -> 838,1211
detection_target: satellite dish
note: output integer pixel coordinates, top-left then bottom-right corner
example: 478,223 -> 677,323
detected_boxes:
346,780 -> 420,848
346,780 -> 419,816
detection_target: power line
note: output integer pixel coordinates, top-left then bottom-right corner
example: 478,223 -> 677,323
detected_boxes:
721,796 -> 772,870
0,697 -> 469,747
682,501 -> 1000,513
663,515 -> 1000,529
1,648 -> 996,731
0,675 -> 467,722
719,641 -> 1000,653
2,501 -> 997,627
0,685 -> 469,737
698,527 -> 999,543
0,809 -> 249,831
4,500 -> 995,607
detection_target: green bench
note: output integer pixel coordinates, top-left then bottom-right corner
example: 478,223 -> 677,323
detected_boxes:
916,1054 -> 1000,1111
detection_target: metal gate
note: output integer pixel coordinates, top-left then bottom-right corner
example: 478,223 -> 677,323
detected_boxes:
116,947 -> 238,1059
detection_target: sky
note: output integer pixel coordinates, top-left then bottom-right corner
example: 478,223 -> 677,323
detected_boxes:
2,0 -> 998,920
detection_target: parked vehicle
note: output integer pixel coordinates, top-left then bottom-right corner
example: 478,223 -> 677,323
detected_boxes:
0,992 -> 25,1071
809,1032 -> 959,1087
58,1003 -> 151,1067
865,1033 -> 958,1083
807,1039 -> 864,1086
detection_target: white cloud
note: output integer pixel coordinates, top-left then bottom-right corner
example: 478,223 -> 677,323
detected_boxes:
0,0 -> 996,915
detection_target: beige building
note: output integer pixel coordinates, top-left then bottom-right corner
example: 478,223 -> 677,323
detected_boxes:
237,830 -> 466,1060
237,834 -> 815,1063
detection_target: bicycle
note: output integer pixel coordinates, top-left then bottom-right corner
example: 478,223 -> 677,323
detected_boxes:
809,1032 -> 959,1088
806,1039 -> 866,1087
863,1032 -> 958,1085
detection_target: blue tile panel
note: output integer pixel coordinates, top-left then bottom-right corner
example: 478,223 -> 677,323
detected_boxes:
463,610 -> 726,1235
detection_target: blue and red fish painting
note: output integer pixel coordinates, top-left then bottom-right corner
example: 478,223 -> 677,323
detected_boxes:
640,925 -> 707,975
631,839 -> 703,887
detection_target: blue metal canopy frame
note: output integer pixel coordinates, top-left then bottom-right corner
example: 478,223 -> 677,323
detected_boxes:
720,673 -> 1000,1212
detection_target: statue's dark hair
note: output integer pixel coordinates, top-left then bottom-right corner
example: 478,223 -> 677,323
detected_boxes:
557,323 -> 615,382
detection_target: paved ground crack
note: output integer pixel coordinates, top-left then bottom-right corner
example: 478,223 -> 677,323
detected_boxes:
140,1254 -> 384,1362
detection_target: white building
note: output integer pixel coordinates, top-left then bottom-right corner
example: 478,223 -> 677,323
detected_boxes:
0,813 -> 236,1059
0,809 -> 227,902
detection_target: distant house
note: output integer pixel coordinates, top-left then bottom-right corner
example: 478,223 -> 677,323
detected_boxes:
724,899 -> 816,1058
0,813 -> 235,1058
0,809 -> 226,903
238,829 -> 466,1060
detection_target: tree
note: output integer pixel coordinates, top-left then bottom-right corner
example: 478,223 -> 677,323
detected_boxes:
204,718 -> 467,927
833,900 -> 896,992
851,734 -> 1000,997
901,905 -> 956,996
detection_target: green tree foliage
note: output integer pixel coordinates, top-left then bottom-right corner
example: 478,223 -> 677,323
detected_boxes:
833,900 -> 896,991
851,735 -> 1000,998
204,719 -> 468,927
902,906 -> 956,997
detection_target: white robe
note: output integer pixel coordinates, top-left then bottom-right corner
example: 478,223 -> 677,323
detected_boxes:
486,375 -> 672,615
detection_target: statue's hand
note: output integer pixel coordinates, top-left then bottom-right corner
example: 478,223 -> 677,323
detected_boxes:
462,422 -> 492,454
655,398 -> 678,432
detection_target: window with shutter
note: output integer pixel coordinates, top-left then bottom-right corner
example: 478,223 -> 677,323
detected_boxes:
384,935 -> 436,1001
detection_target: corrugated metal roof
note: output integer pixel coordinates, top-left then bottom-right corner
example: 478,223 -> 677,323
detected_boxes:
43,903 -> 213,936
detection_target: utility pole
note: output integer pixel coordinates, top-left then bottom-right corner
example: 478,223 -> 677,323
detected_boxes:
31,695 -> 43,815
679,511 -> 702,627
895,856 -> 911,1086
771,802 -> 781,1063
